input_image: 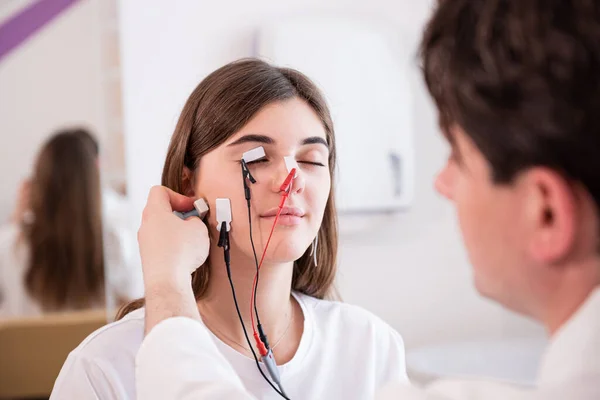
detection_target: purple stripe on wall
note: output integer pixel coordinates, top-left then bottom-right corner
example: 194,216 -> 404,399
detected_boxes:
0,0 -> 81,62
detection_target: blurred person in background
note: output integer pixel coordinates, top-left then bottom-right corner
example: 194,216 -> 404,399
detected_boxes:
77,128 -> 144,310
0,128 -> 139,317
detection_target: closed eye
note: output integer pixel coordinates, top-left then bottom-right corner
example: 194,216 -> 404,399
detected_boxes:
299,161 -> 326,167
244,158 -> 268,166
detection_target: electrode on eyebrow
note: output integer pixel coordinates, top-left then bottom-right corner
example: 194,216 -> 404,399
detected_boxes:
173,198 -> 209,220
242,146 -> 266,163
283,156 -> 298,177
216,198 -> 232,232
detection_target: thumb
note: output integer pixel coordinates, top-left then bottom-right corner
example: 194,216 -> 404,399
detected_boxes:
185,217 -> 209,242
184,217 -> 210,265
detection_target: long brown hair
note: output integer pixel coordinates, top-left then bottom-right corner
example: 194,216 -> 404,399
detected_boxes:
22,128 -> 104,311
117,58 -> 339,319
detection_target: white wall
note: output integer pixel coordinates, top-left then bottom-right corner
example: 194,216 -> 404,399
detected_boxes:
0,0 -> 107,222
0,1 -> 36,25
118,0 -> 544,349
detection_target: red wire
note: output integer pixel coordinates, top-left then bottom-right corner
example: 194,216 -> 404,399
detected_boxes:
250,169 -> 295,355
250,196 -> 286,331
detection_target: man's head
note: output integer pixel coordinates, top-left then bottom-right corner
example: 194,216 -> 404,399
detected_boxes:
421,0 -> 600,322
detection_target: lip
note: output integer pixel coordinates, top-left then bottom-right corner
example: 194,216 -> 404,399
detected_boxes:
260,207 -> 305,218
260,207 -> 305,226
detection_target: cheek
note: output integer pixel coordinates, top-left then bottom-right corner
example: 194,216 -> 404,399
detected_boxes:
306,173 -> 330,213
456,196 -> 501,298
195,175 -> 246,229
454,178 -> 497,269
454,179 -> 520,291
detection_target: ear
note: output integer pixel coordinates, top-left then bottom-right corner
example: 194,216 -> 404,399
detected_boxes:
181,167 -> 196,197
525,168 -> 577,264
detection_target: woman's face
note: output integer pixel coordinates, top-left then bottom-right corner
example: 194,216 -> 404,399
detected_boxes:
194,97 -> 331,265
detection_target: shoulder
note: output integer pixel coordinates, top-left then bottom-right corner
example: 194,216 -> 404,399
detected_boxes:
297,292 -> 409,384
0,224 -> 26,285
296,292 -> 405,348
70,308 -> 145,360
51,308 -> 146,397
0,224 -> 20,251
55,308 -> 145,380
298,293 -> 400,334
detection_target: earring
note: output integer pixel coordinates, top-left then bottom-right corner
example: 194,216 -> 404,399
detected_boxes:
310,235 -> 318,267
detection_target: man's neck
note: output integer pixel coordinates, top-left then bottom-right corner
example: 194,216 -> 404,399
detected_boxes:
542,261 -> 600,335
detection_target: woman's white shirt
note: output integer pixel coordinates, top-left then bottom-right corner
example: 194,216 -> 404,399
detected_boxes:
51,292 -> 408,399
0,224 -> 40,316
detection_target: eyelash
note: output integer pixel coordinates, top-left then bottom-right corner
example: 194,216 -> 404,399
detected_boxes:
243,159 -> 325,167
300,161 -> 326,167
244,159 -> 268,166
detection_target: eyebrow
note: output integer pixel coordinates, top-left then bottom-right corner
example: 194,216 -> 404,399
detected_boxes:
227,134 -> 329,148
301,136 -> 328,147
227,134 -> 273,146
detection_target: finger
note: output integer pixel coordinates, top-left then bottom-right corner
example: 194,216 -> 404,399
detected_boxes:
146,186 -> 195,212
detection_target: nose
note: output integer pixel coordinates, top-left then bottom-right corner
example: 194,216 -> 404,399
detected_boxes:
271,159 -> 305,195
434,162 -> 454,200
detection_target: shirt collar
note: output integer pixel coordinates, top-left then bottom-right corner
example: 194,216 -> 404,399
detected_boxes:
537,287 -> 600,387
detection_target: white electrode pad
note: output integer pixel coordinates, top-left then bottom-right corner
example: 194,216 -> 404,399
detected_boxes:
242,146 -> 266,163
284,156 -> 298,177
215,198 -> 232,232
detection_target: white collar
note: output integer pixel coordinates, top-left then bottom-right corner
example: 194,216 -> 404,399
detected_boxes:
537,287 -> 600,387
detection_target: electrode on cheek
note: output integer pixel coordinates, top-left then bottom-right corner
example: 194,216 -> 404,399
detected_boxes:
216,198 -> 232,232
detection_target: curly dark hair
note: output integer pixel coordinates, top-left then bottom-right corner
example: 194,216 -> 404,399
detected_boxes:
420,0 -> 600,208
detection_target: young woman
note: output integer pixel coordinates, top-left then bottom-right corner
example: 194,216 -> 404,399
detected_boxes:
0,129 -> 105,316
51,59 -> 408,399
0,128 -> 139,317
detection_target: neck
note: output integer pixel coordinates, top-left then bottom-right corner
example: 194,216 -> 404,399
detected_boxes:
541,259 -> 600,336
198,241 -> 295,349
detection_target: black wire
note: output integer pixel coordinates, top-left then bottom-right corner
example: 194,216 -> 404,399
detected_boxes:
247,198 -> 262,327
226,272 -> 288,399
220,223 -> 290,400
241,162 -> 263,329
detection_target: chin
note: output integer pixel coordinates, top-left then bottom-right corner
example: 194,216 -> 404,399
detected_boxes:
257,240 -> 310,264
274,246 -> 310,263
474,274 -> 525,314
473,273 -> 496,300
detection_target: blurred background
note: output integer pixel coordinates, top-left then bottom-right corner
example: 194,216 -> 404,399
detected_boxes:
0,0 -> 546,398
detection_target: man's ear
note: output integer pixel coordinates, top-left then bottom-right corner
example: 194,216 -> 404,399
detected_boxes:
181,167 -> 195,197
526,168 -> 577,264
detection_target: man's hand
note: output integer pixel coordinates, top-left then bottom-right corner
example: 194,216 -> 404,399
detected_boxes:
138,186 -> 210,334
138,185 -> 209,286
